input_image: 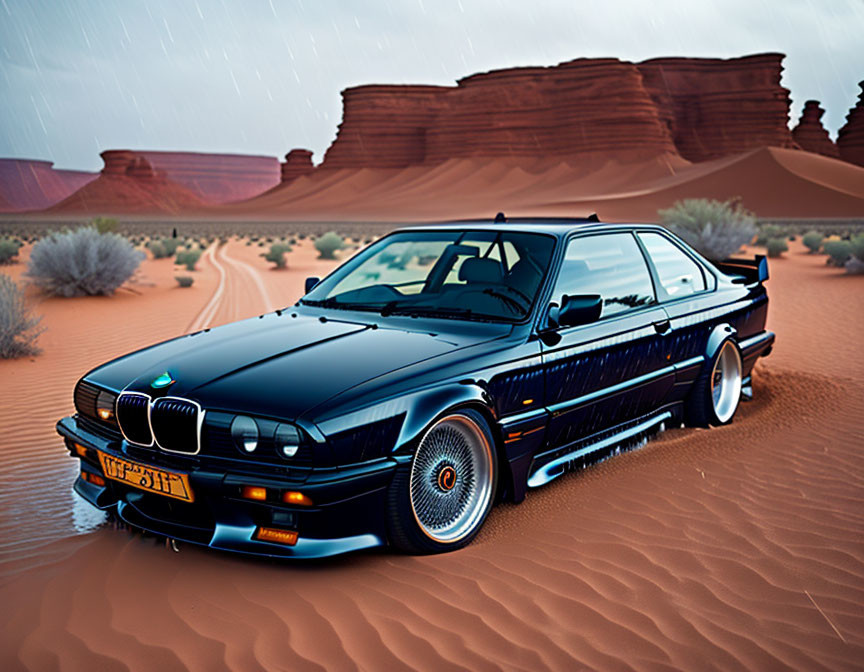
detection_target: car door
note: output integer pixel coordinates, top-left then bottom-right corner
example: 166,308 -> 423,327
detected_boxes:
634,231 -> 717,405
541,231 -> 673,451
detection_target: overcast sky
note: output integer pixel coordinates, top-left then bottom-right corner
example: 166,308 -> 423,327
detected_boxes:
1,0 -> 862,171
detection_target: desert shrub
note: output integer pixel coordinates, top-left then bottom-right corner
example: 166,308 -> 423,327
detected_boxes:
314,231 -> 345,259
161,237 -> 181,256
802,231 -> 824,254
262,243 -> 292,269
823,240 -> 852,267
658,198 -> 756,261
755,224 -> 783,246
766,238 -> 788,258
0,237 -> 22,264
147,240 -> 169,259
26,228 -> 144,297
91,217 -> 118,235
175,248 -> 201,271
0,274 -> 43,358
175,275 -> 195,288
849,234 -> 864,262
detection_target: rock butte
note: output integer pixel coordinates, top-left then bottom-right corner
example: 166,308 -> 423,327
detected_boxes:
48,151 -> 205,215
837,82 -> 864,167
0,159 -> 96,212
281,149 -> 315,183
792,101 -> 839,158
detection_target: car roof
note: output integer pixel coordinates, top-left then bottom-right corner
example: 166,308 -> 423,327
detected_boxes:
399,215 -> 665,239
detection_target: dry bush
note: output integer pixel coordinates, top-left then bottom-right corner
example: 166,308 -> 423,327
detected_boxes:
0,274 -> 43,358
658,199 -> 756,261
26,228 -> 144,297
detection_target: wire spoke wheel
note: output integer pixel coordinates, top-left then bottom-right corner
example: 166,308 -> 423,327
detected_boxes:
711,341 -> 742,423
409,414 -> 494,544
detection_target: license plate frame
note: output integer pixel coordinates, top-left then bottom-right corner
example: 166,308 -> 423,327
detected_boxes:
97,451 -> 195,503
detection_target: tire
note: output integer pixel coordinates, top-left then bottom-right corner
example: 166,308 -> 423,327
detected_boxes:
387,409 -> 498,554
686,339 -> 743,427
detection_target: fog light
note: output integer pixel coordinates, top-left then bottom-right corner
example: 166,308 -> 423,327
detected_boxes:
282,491 -> 313,506
255,527 -> 298,546
241,486 -> 267,501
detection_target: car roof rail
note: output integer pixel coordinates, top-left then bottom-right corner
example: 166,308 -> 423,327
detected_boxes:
463,212 -> 602,224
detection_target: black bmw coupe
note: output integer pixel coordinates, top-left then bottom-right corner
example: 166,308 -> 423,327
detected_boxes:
59,216 -> 774,558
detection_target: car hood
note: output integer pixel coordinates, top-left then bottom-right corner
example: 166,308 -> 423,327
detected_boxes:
86,311 -> 508,420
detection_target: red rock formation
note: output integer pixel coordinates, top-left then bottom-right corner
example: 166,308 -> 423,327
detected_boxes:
792,101 -> 839,158
322,54 -> 798,169
0,159 -> 97,211
281,149 -> 315,183
837,82 -> 864,167
637,53 -> 796,162
426,59 -> 676,162
48,151 -> 204,215
322,86 -> 449,168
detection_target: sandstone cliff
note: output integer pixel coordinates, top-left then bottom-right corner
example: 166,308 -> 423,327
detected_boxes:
837,82 -> 864,167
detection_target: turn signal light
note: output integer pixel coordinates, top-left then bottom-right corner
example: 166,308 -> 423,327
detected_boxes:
255,526 -> 298,546
282,491 -> 313,506
241,486 -> 268,501
74,443 -> 88,457
81,471 -> 105,486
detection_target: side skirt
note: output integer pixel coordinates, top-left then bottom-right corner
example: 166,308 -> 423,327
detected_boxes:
526,409 -> 676,488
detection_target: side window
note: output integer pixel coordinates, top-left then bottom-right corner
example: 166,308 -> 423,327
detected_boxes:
555,233 -> 656,319
638,233 -> 707,298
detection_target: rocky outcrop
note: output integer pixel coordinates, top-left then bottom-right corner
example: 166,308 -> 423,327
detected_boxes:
321,53 -> 799,169
48,151 -> 204,215
637,53 -> 796,162
0,159 -> 96,211
837,82 -> 864,167
426,59 -> 676,162
281,149 -> 315,183
791,101 -> 839,158
322,86 -> 449,168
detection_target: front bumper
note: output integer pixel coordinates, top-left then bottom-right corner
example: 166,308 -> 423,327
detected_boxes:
58,415 -> 396,559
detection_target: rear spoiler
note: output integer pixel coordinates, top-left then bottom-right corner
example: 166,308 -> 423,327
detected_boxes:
714,255 -> 769,285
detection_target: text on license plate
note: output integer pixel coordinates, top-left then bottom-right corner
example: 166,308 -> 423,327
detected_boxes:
97,452 -> 194,502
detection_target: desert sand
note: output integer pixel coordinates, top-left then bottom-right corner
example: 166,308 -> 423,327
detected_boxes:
0,238 -> 862,671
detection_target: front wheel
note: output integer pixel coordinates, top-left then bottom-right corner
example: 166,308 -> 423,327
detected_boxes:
686,339 -> 743,427
387,409 -> 497,554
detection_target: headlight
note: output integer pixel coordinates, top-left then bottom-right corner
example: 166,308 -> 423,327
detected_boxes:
274,423 -> 301,458
95,389 -> 117,422
231,415 -> 259,453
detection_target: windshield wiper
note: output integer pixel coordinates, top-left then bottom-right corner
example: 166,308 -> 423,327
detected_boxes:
300,298 -> 387,313
382,305 -> 507,322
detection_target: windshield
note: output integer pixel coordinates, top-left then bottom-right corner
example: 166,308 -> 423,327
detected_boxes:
302,230 -> 556,322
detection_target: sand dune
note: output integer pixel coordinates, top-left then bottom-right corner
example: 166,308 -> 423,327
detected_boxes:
218,147 -> 864,222
0,239 -> 862,671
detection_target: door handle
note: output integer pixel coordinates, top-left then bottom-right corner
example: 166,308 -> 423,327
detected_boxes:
653,319 -> 671,335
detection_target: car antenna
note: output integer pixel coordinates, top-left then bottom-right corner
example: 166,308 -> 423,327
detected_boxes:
494,212 -> 506,223
586,213 -> 599,222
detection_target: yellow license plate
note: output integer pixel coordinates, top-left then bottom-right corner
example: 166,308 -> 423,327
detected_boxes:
98,452 -> 194,503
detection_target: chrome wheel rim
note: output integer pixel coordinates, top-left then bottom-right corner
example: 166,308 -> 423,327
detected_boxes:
711,342 -> 742,423
409,414 -> 494,543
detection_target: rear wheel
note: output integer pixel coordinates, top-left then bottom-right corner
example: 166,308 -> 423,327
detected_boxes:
387,409 -> 497,554
686,339 -> 743,427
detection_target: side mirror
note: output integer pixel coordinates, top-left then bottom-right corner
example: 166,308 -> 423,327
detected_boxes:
558,294 -> 602,328
304,276 -> 320,294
